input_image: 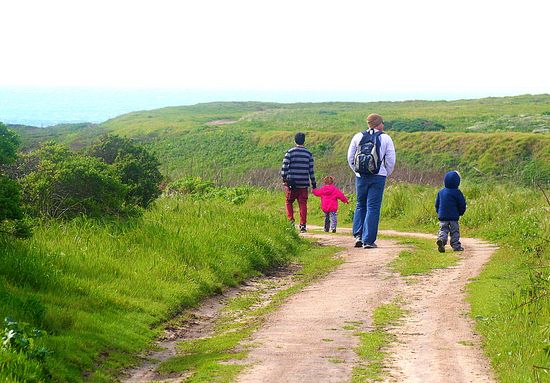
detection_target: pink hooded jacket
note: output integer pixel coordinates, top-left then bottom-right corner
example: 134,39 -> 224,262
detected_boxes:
312,184 -> 349,213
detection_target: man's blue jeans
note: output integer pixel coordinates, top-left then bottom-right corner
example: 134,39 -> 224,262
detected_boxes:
352,175 -> 386,245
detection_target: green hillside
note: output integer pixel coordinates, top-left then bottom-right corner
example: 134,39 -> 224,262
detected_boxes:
10,94 -> 550,186
1,94 -> 549,382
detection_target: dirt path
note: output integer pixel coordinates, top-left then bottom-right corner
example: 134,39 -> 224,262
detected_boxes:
380,231 -> 498,383
235,228 -> 498,383
121,227 -> 498,382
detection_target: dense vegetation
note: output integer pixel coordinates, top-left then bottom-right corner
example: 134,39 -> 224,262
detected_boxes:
1,93 -> 549,382
11,94 -> 550,186
0,122 -> 27,237
0,191 -> 301,382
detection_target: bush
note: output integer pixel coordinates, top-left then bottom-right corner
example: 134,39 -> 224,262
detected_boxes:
88,134 -> 163,208
20,142 -> 128,219
166,176 -> 253,204
385,119 -> 445,132
0,122 -> 19,165
0,317 -> 50,382
0,122 -> 28,237
0,176 -> 22,221
167,176 -> 215,195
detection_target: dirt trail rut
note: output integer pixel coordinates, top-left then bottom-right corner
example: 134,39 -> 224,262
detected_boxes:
235,228 -> 498,383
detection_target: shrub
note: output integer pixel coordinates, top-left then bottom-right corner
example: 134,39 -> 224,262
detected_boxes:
384,119 -> 445,132
0,176 -> 22,221
167,176 -> 253,205
1,317 -> 50,382
0,122 -> 19,165
167,176 -> 215,195
87,134 -> 163,208
1,317 -> 49,360
20,142 -> 128,219
0,122 -> 28,237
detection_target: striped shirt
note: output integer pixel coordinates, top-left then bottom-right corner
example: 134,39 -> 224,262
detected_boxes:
280,146 -> 316,188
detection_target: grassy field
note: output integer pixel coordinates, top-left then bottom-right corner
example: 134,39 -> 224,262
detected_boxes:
0,191 -> 310,382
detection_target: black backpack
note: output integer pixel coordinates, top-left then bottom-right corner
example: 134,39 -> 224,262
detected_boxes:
353,129 -> 384,175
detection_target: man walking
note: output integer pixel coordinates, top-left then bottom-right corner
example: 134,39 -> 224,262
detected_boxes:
347,113 -> 396,248
281,132 -> 317,232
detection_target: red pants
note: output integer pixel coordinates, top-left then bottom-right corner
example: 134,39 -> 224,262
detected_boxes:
285,187 -> 308,225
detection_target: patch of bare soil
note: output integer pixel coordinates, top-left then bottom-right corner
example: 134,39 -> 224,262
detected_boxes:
235,227 -> 498,383
205,119 -> 239,126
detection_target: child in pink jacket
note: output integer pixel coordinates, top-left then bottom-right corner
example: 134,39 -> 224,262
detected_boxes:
312,176 -> 349,233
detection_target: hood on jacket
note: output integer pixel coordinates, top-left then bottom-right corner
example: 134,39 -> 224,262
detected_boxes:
323,184 -> 336,192
444,171 -> 461,189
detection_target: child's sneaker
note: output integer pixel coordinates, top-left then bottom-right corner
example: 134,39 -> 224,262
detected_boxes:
452,246 -> 464,252
331,229 -> 336,233
299,224 -> 307,233
436,239 -> 445,253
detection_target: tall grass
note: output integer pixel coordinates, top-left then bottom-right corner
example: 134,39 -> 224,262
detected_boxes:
0,192 -> 302,382
378,182 -> 550,382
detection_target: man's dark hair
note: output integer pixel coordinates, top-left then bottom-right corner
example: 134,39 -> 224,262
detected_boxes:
295,132 -> 305,145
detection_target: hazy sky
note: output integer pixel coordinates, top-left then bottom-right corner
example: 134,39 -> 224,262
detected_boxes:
1,0 -> 549,97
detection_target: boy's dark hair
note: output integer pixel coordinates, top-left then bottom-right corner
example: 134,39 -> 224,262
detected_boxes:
295,132 -> 305,145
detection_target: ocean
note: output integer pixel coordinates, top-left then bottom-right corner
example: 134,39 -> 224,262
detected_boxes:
0,87 -> 488,127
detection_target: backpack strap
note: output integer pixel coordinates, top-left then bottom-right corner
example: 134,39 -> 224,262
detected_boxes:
360,129 -> 384,144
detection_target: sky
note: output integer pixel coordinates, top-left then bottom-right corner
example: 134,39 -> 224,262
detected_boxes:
1,0 -> 549,99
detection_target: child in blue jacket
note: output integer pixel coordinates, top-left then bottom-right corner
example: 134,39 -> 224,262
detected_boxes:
435,171 -> 467,252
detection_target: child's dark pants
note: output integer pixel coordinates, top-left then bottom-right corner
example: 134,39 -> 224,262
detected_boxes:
437,220 -> 462,250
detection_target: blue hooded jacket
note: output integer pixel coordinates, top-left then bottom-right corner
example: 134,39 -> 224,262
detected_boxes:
435,171 -> 467,221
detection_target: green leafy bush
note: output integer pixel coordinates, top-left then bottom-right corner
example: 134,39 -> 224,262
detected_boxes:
167,176 -> 252,204
0,122 -> 29,237
2,317 -> 49,361
166,176 -> 215,195
0,175 -> 22,221
87,134 -> 162,208
20,142 -> 128,219
0,122 -> 19,165
384,119 -> 445,132
1,317 -> 50,382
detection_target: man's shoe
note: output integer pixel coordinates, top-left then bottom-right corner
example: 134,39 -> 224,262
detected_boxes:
354,238 -> 363,247
363,243 -> 377,249
436,239 -> 445,253
299,224 -> 307,233
452,246 -> 464,252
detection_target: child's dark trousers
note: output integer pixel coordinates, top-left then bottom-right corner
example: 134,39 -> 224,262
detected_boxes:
437,220 -> 462,250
